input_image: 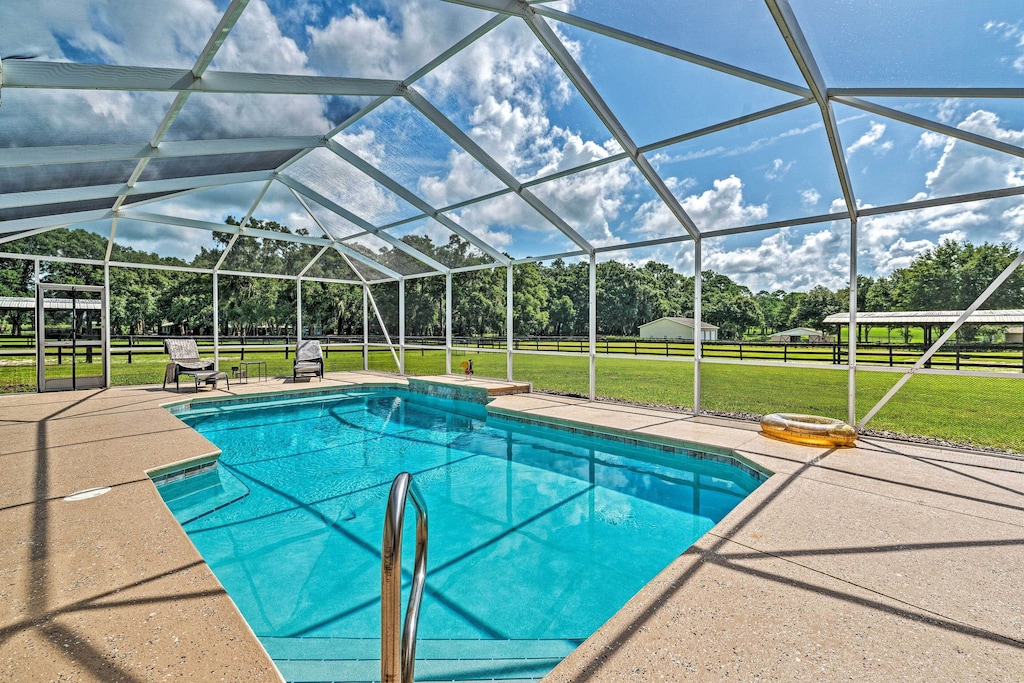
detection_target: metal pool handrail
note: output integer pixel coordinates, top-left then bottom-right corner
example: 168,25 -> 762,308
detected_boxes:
381,472 -> 428,683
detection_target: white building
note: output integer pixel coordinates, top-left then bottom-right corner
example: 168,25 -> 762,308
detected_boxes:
769,327 -> 832,343
1007,327 -> 1023,344
638,317 -> 719,341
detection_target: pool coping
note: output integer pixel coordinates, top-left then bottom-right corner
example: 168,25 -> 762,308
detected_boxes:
3,373 -> 1023,682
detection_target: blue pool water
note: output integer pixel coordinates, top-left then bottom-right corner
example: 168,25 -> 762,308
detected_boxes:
162,389 -> 764,680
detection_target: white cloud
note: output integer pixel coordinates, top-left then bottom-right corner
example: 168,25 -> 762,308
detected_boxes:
633,175 -> 768,238
800,188 -> 821,208
0,0 -> 221,67
933,98 -> 961,125
855,199 -> 1017,277
682,175 -> 769,231
1001,205 -> 1024,243
917,131 -> 948,151
214,0 -> 312,74
308,1 -> 487,79
924,110 -> 1024,196
701,228 -> 849,292
845,121 -> 893,155
938,229 -> 968,244
764,158 -> 793,181
984,20 -> 1024,72
529,160 -> 635,248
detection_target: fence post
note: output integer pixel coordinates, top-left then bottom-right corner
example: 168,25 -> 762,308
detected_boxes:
783,344 -> 787,363
889,345 -> 893,367
634,339 -> 637,355
738,343 -> 743,361
128,335 -> 133,364
241,336 -> 246,361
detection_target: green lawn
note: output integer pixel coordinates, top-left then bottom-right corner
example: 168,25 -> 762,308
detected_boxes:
2,346 -> 1021,453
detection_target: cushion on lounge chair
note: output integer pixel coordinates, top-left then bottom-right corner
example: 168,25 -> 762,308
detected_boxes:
163,338 -> 214,390
293,340 -> 324,380
296,339 -> 322,363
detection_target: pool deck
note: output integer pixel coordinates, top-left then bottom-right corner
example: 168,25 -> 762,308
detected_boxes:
1,372 -> 1022,681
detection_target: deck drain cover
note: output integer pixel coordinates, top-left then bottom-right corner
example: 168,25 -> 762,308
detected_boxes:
64,487 -> 111,502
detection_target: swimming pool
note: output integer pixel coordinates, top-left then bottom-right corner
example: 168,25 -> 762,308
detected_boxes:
160,388 -> 765,682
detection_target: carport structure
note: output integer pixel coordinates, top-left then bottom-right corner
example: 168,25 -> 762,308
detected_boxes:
2,0 -> 1024,435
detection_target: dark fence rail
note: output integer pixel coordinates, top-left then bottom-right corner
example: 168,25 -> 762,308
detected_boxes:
2,334 -> 1023,372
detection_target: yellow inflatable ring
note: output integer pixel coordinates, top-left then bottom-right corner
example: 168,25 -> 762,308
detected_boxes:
760,413 -> 857,447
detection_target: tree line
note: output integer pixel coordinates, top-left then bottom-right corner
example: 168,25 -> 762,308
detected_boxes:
1,220 -> 1021,341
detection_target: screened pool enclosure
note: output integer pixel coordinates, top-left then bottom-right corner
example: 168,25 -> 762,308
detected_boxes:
2,0 -> 1023,451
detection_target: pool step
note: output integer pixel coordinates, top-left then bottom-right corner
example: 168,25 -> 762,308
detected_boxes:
262,636 -> 581,683
156,467 -> 249,524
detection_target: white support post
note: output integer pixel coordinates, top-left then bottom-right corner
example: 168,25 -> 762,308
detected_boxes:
589,254 -> 597,401
848,217 -> 858,427
363,285 -> 369,371
296,278 -> 303,345
445,272 -> 452,375
506,264 -> 514,381
693,238 -> 703,416
34,259 -> 41,392
213,273 -> 220,371
399,278 -> 406,375
103,264 -> 111,389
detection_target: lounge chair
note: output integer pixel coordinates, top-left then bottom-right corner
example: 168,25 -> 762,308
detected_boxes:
293,339 -> 324,381
163,338 -> 215,391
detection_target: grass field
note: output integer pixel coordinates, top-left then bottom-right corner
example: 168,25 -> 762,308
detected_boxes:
2,346 -> 1021,453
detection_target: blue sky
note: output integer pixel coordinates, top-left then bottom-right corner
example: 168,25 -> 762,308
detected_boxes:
2,0 -> 1023,292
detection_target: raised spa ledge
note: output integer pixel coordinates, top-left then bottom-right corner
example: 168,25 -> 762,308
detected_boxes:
407,375 -> 531,403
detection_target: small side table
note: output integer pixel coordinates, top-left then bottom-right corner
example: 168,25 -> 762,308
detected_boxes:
238,360 -> 267,383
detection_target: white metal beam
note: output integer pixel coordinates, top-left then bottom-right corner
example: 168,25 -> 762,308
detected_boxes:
403,86 -> 594,254
405,14 -> 508,86
848,215 -> 858,427
325,140 -> 510,264
835,95 -> 1024,160
278,175 -> 450,274
0,209 -> 113,234
639,99 -> 815,155
588,253 -> 596,400
114,1 -> 251,214
0,224 -> 72,244
0,137 -> 322,169
857,247 -> 1024,430
531,4 -> 811,97
214,180 -> 272,272
830,87 -> 1024,99
1,61 -> 403,97
507,264 -> 514,380
287,187 -> 407,281
365,98 -> 815,231
521,8 -> 702,242
693,238 -> 702,416
765,0 -> 857,223
445,0 -> 810,98
858,185 -> 1024,218
0,170 -> 274,210
119,210 -> 340,248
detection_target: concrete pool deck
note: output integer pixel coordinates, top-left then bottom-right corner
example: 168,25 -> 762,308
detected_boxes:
1,373 -> 1022,681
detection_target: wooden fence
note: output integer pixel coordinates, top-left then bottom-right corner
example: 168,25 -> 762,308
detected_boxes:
2,335 -> 1023,372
